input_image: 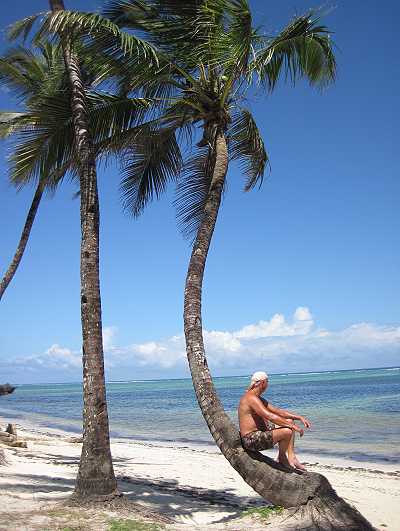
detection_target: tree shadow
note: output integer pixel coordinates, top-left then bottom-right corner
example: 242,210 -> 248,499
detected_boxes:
118,474 -> 266,524
1,470 -> 266,525
1,473 -> 75,494
244,449 -> 305,475
16,451 -> 135,467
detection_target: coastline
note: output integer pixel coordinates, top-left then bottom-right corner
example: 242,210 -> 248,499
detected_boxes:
0,415 -> 399,530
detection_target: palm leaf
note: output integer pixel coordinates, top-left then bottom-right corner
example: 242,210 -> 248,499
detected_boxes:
174,146 -> 214,240
252,12 -> 336,90
0,112 -> 27,139
6,14 -> 44,42
228,108 -> 268,191
120,126 -> 182,216
87,92 -> 151,141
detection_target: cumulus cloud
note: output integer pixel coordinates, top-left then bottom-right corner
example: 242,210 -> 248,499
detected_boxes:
103,326 -> 117,351
4,343 -> 82,374
4,308 -> 400,381
118,307 -> 399,373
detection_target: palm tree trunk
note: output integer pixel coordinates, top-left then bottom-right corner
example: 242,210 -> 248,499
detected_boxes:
49,0 -> 118,499
0,180 -> 44,301
183,128 -> 374,529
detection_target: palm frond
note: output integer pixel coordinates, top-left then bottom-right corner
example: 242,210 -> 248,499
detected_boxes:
252,12 -> 336,91
228,108 -> 268,190
103,0 -> 157,28
224,0 -> 253,73
0,112 -> 27,139
8,99 -> 74,187
7,13 -> 44,42
0,42 -> 66,103
120,126 -> 182,216
0,57 -> 41,101
87,92 -> 151,142
35,10 -> 158,65
174,145 -> 214,240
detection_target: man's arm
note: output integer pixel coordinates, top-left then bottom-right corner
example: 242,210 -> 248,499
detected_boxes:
267,402 -> 311,428
249,396 -> 303,433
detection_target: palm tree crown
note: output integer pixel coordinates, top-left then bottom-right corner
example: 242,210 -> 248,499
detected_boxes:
12,1 -> 335,224
100,0 -> 336,232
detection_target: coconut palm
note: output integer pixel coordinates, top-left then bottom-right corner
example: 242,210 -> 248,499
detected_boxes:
9,1 -> 373,523
0,43 -> 67,301
3,6 -> 155,497
94,1 -> 372,526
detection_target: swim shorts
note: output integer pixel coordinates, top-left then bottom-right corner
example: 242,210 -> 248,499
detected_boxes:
241,427 -> 274,451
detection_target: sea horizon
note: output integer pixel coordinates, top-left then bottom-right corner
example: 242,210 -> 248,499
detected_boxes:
7,364 -> 400,387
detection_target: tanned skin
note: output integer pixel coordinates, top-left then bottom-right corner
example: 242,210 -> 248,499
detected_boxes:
238,378 -> 311,470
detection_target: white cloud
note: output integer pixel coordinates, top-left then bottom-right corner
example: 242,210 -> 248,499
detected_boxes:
103,326 -> 117,351
44,344 -> 81,368
5,308 -> 400,381
294,306 -> 312,321
132,340 -> 185,368
235,307 -> 314,339
7,343 -> 82,373
204,330 -> 241,352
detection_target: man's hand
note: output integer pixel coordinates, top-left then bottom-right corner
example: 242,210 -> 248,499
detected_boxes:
292,424 -> 304,437
300,417 -> 312,429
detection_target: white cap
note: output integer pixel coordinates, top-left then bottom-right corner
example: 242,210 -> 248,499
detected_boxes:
250,371 -> 269,385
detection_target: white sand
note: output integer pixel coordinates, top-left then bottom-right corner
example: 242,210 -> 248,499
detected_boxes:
0,416 -> 398,530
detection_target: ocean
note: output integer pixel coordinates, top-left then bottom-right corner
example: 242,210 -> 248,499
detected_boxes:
1,367 -> 399,464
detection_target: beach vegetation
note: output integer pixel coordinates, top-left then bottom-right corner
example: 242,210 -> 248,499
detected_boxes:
107,518 -> 162,531
242,504 -> 284,519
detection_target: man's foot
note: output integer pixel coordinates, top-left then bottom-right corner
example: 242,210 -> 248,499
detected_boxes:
292,457 -> 307,471
277,454 -> 295,469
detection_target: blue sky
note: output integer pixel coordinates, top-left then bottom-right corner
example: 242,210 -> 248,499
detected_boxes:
0,0 -> 399,383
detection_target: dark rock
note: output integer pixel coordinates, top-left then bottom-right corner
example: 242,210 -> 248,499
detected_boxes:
0,383 -> 16,396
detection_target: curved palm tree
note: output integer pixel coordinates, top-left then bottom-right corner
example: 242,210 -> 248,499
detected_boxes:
0,43 -> 67,301
11,1 -> 373,524
97,1 -> 373,527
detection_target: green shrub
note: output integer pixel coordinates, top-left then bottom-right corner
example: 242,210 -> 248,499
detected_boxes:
107,518 -> 162,531
242,505 -> 284,519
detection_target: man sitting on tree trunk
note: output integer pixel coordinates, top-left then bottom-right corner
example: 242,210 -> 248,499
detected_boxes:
238,371 -> 311,470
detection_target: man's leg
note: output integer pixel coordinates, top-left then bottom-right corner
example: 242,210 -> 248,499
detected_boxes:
272,428 -> 293,468
285,419 -> 306,471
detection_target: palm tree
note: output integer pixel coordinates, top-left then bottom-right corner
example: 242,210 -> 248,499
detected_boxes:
0,43 -> 67,301
9,2 -> 373,524
98,1 -> 373,527
47,0 -> 118,497
4,4 -> 154,498
0,179 -> 44,300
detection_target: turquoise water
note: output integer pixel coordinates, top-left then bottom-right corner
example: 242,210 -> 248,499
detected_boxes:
1,367 -> 399,463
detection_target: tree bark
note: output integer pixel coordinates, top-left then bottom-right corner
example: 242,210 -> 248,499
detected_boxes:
183,129 -> 374,529
49,0 -> 118,499
0,180 -> 44,301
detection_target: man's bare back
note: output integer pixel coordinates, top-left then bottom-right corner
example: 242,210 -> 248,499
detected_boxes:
238,394 -> 273,435
238,371 -> 311,470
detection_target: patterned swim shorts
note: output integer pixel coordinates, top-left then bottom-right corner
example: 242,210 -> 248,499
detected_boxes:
241,428 -> 274,451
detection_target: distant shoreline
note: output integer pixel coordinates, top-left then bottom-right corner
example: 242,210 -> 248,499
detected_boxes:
9,364 -> 400,386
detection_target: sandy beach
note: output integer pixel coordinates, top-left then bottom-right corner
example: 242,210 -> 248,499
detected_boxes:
0,416 -> 399,530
